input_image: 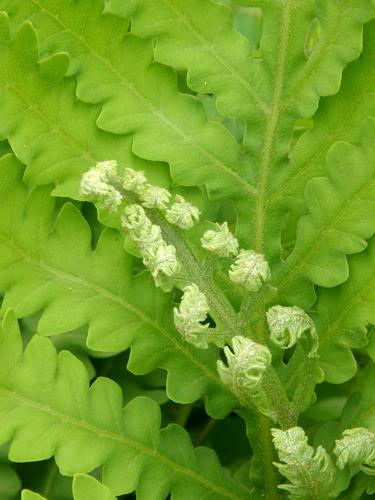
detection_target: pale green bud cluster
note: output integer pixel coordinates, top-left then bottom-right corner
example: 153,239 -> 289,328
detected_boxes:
229,249 -> 271,291
139,184 -> 171,209
334,427 -> 375,474
165,194 -> 200,229
272,427 -> 336,498
122,204 -> 180,291
174,284 -> 210,349
266,305 -> 315,349
217,336 -> 271,396
122,168 -> 200,228
201,222 -> 239,257
79,160 -> 122,212
122,168 -> 171,209
122,167 -> 148,194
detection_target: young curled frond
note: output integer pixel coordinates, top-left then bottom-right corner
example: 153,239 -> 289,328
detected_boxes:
80,160 -> 122,211
217,336 -> 271,398
122,167 -> 148,194
174,284 -> 210,349
139,184 -> 171,209
165,194 -> 200,229
121,204 -> 180,291
266,306 -> 316,350
229,250 -> 270,292
272,427 -> 336,499
334,427 -> 375,475
201,222 -> 239,257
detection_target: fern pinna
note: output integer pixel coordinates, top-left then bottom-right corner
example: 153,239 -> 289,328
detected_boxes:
0,0 -> 375,498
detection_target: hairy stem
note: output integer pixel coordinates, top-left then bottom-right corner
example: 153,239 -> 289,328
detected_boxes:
240,410 -> 280,500
261,368 -> 296,430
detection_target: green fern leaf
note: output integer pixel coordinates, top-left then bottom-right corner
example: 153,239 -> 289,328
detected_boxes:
102,0 -> 375,257
272,21 -> 375,212
274,117 -> 375,307
340,365 -> 375,431
0,1 -> 254,201
106,0 -> 267,122
73,474 -> 116,500
0,13 -> 163,201
0,154 -> 237,417
314,238 -> 375,383
21,491 -> 46,500
0,311 -> 248,499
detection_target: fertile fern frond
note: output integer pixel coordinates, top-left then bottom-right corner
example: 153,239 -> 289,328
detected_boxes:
334,428 -> 375,475
272,427 -> 336,499
0,154 -> 238,418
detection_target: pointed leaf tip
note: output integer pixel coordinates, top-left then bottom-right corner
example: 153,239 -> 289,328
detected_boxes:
21,490 -> 46,500
40,52 -> 70,80
14,21 -> 38,66
73,474 -> 116,500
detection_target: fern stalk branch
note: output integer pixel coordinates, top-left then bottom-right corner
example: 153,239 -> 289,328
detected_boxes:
240,410 -> 280,500
112,180 -> 243,338
261,369 -> 296,430
253,0 -> 293,253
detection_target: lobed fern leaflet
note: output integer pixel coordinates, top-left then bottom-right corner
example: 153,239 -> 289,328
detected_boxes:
0,311 -> 248,499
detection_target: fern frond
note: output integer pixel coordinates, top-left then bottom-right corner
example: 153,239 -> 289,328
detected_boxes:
271,21 -> 375,211
315,237 -> 375,383
0,13 -> 164,201
238,0 -> 374,255
272,426 -> 336,499
234,0 -> 374,117
73,474 -> 116,500
334,428 -> 375,474
0,1 -> 255,201
275,117 -> 375,307
0,13 -> 244,343
0,154 -> 238,417
106,0 -> 268,122
22,491 -> 46,500
0,311 -> 248,499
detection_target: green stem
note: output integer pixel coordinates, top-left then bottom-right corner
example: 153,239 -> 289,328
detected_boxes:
261,368 -> 296,430
290,361 -> 319,423
194,417 -> 216,446
342,472 -> 369,500
42,460 -> 58,497
175,403 -> 193,427
240,410 -> 280,500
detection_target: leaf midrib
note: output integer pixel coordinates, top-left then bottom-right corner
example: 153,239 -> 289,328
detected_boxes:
253,0 -> 293,253
0,386 -> 246,499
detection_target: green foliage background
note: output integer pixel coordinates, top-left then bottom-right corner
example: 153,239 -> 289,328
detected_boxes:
0,0 -> 375,498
